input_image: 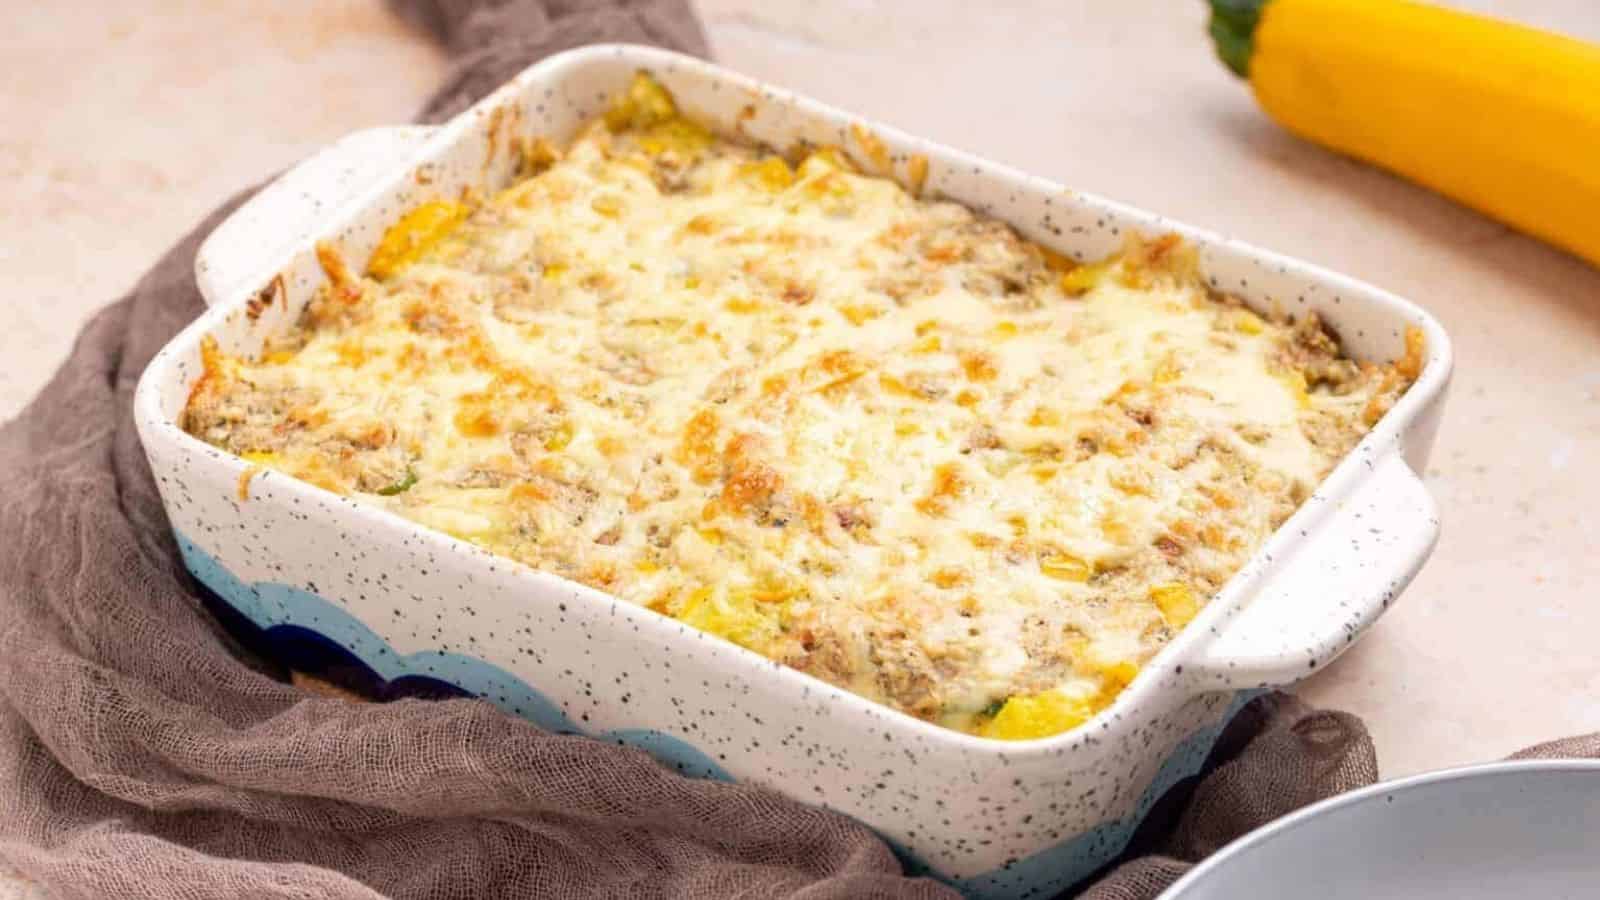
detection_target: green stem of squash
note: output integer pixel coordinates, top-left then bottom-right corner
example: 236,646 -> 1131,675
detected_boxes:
1207,0 -> 1271,78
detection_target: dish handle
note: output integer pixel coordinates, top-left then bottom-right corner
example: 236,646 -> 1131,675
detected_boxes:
1180,449 -> 1439,692
194,125 -> 438,306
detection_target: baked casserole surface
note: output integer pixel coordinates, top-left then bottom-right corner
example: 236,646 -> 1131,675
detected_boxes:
185,74 -> 1422,739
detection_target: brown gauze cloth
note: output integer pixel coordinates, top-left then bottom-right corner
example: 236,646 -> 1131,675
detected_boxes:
3,2 -> 1597,898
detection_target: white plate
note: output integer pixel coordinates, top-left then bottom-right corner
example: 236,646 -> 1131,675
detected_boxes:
1161,760 -> 1600,899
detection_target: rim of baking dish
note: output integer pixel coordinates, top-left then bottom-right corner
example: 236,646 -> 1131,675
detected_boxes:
135,44 -> 1453,759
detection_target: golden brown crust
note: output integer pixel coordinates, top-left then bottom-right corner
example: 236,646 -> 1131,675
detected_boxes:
182,75 -> 1417,739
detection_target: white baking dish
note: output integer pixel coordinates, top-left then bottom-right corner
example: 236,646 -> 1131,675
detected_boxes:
135,45 -> 1451,899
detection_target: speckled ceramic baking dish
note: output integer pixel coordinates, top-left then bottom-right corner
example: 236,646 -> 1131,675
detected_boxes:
135,45 -> 1452,900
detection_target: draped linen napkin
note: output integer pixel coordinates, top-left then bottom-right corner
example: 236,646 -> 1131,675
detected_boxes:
2,2 -> 1594,897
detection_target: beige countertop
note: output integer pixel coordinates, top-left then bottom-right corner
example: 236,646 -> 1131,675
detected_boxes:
4,0 -> 1597,893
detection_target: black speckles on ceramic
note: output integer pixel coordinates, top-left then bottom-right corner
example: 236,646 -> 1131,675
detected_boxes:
133,45 -> 1453,900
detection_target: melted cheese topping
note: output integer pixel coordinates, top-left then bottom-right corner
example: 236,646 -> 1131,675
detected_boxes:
185,74 -> 1418,739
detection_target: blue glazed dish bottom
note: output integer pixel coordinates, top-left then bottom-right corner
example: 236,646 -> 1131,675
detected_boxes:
179,532 -> 1252,898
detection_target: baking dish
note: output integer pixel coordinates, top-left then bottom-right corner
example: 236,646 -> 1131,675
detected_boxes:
135,44 -> 1451,899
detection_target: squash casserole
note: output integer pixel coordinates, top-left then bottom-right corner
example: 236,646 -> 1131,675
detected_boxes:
184,74 -> 1422,739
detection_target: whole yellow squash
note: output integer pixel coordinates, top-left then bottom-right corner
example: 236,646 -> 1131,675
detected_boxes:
1209,0 -> 1600,268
